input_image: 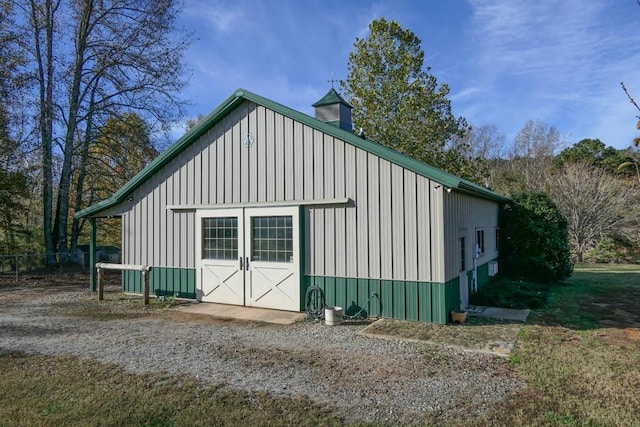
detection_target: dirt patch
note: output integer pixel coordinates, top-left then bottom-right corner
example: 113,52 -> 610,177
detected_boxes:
360,318 -> 522,357
584,285 -> 640,329
594,327 -> 640,350
624,328 -> 640,341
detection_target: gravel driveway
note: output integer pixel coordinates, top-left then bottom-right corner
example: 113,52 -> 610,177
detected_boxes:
0,281 -> 523,425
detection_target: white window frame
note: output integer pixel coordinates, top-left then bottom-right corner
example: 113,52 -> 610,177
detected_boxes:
475,228 -> 485,257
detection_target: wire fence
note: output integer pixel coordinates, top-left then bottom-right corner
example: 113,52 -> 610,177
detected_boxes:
0,250 -> 121,282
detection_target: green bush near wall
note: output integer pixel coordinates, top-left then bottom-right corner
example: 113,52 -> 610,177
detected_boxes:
469,276 -> 551,309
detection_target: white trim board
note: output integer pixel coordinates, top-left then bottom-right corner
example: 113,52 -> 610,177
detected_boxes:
167,198 -> 352,211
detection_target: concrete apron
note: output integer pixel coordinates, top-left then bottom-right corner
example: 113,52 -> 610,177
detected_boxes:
172,302 -> 307,325
466,305 -> 530,322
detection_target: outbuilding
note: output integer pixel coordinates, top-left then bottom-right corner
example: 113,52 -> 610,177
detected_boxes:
76,88 -> 507,323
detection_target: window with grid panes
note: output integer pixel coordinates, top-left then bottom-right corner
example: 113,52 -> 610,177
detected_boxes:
202,217 -> 238,260
251,216 -> 293,262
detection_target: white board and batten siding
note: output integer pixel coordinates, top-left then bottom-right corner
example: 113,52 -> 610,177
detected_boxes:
100,100 -> 446,284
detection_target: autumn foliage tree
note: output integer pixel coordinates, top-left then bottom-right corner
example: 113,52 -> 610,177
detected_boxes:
71,113 -> 158,247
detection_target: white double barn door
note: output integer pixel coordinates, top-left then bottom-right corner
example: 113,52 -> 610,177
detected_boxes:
196,207 -> 300,312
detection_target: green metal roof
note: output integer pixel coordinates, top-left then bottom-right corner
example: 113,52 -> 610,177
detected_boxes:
75,88 -> 507,219
312,88 -> 352,108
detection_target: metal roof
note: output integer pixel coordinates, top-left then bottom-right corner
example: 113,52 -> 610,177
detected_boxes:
76,88 -> 507,219
311,88 -> 352,108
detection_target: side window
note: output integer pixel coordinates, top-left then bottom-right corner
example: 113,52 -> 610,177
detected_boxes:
476,229 -> 485,256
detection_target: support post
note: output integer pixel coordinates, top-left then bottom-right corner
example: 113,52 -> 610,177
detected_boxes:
98,266 -> 104,301
89,218 -> 97,292
142,268 -> 149,306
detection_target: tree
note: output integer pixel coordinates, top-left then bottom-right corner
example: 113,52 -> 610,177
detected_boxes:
0,169 -> 31,255
72,113 -> 157,247
0,0 -> 34,256
511,120 -> 562,190
500,192 -> 573,283
341,18 -> 468,174
27,0 -> 57,263
619,82 -> 640,185
553,138 -> 626,174
617,145 -> 640,185
547,161 -> 640,262
447,124 -> 506,186
22,0 -> 190,261
493,120 -> 563,195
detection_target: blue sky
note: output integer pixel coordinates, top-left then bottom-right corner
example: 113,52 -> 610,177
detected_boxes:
178,0 -> 640,150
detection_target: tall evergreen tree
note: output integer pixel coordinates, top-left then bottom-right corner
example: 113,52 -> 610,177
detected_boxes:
341,18 -> 469,176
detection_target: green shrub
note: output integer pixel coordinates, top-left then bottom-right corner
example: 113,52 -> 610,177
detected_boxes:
500,192 -> 573,283
583,237 -> 638,264
469,276 -> 551,309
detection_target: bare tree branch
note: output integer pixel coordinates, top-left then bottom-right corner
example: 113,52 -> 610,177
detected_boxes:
621,81 -> 640,117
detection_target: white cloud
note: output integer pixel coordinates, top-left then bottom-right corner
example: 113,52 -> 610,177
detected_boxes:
185,0 -> 245,34
458,0 -> 640,147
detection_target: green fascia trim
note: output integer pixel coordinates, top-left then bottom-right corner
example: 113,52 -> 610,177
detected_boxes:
123,267 -> 196,299
323,119 -> 342,128
75,89 -> 247,219
312,88 -> 352,108
76,88 -> 507,219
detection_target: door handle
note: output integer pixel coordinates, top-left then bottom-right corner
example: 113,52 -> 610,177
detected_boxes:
245,257 -> 249,270
239,257 -> 244,270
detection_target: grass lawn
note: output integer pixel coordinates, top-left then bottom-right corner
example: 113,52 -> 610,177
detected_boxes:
0,264 -> 638,426
472,263 -> 640,426
0,352 -> 349,427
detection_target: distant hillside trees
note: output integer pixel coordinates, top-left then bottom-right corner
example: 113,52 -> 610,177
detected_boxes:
546,161 -> 639,262
490,120 -> 564,195
490,130 -> 640,264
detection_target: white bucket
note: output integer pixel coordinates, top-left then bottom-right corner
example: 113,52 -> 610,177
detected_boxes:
325,306 -> 343,326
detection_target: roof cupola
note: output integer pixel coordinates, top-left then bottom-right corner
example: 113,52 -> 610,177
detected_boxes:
312,88 -> 353,132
